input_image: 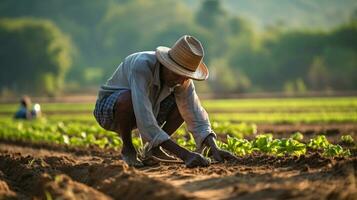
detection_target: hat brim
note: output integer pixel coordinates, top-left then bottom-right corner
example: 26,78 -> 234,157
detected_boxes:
156,46 -> 209,81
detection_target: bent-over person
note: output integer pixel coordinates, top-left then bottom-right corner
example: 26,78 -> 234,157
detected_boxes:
94,35 -> 236,167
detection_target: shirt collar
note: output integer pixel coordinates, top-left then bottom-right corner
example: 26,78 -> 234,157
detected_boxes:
153,60 -> 181,93
153,61 -> 161,87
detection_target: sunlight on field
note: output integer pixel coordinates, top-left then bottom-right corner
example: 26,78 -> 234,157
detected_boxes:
1,97 -> 356,124
0,97 -> 356,154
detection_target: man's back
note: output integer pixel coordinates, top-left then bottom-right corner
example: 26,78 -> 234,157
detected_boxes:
99,51 -> 157,99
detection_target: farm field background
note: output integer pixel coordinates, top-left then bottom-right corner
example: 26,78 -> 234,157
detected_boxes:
1,97 -> 356,122
0,96 -> 356,199
0,97 -> 356,156
2,0 -> 357,199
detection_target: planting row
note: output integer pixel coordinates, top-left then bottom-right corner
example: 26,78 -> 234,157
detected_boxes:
0,97 -> 356,113
0,119 -> 354,158
2,108 -> 356,125
0,119 -> 257,148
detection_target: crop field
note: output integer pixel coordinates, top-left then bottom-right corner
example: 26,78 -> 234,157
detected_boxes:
0,97 -> 356,199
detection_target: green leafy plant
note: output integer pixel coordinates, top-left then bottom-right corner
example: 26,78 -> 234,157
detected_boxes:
274,138 -> 306,156
219,135 -> 253,156
252,134 -> 273,153
307,135 -> 330,150
340,135 -> 354,144
291,132 -> 304,141
323,144 -> 351,157
176,134 -> 196,151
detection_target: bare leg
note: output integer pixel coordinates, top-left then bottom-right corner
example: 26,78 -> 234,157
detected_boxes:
112,90 -> 143,167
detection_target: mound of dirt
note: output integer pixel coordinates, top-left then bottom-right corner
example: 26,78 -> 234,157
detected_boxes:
41,173 -> 112,200
0,171 -> 17,200
0,147 -> 193,200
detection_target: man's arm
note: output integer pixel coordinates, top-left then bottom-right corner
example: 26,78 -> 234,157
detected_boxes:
175,80 -> 237,162
129,61 -> 209,167
174,80 -> 215,150
129,63 -> 170,149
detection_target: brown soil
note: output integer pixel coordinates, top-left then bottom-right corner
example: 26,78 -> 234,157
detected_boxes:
0,141 -> 356,200
257,123 -> 357,135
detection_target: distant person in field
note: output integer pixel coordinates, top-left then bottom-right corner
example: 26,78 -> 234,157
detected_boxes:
94,35 -> 236,167
14,96 -> 41,120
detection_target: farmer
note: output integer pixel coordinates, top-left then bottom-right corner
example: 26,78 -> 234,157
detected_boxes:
14,96 -> 41,120
94,35 -> 236,167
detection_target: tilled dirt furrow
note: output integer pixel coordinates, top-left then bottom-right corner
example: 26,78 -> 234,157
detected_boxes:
1,142 -> 356,200
0,153 -> 112,200
0,169 -> 18,199
141,158 -> 357,200
0,145 -> 194,200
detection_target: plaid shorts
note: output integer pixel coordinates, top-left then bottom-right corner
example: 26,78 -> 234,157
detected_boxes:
93,90 -> 176,131
93,90 -> 127,131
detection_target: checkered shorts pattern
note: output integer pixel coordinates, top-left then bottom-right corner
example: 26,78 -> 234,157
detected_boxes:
93,90 -> 128,131
93,90 -> 176,131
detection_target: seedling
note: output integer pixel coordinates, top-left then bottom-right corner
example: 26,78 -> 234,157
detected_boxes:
341,135 -> 354,144
291,132 -> 304,141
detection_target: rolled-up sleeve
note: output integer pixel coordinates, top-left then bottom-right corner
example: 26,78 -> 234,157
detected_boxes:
128,62 -> 170,150
175,80 -> 216,151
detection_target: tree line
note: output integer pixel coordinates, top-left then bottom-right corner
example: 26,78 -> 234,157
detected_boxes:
0,0 -> 356,96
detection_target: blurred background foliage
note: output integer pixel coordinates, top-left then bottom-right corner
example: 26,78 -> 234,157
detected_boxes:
0,0 -> 356,96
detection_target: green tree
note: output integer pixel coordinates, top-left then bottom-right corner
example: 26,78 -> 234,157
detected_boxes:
0,18 -> 72,96
195,0 -> 226,29
308,57 -> 329,90
98,0 -> 197,76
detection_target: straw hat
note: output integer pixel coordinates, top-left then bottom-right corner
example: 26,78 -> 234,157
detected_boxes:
156,35 -> 209,81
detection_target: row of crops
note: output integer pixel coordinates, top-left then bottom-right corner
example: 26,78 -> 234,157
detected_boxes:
1,97 -> 356,124
0,118 -> 257,149
2,111 -> 355,124
1,97 -> 356,112
0,97 -> 355,158
0,118 -> 354,158
218,134 -> 353,157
